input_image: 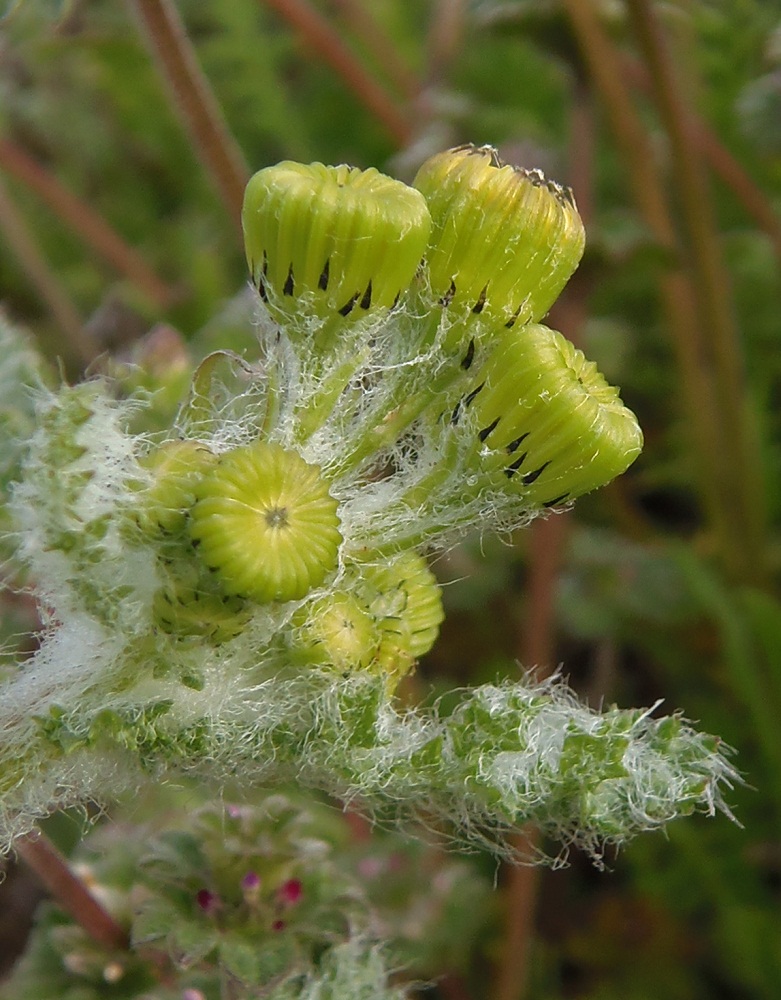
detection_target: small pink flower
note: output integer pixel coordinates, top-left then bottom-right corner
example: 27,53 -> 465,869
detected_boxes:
272,918 -> 286,931
276,878 -> 303,907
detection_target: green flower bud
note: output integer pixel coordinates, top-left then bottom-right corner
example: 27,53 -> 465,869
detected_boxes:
292,591 -> 379,671
291,553 -> 442,687
190,442 -> 342,604
363,552 -> 444,684
413,144 -> 585,325
463,324 -> 643,505
132,440 -> 216,537
242,161 -> 431,323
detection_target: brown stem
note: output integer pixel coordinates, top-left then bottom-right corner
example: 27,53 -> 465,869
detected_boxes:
561,0 -> 748,582
0,138 -> 179,310
493,89 -> 594,999
694,124 -> 781,267
17,830 -> 129,952
0,175 -> 92,367
329,0 -> 421,101
621,57 -> 781,267
426,0 -> 468,85
126,0 -> 250,231
625,0 -> 766,581
260,0 -> 413,146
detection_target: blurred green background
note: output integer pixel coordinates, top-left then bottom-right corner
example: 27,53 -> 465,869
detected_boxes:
1,0 -> 781,997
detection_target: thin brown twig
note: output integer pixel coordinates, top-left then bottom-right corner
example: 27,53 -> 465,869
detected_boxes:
426,0 -> 468,86
126,0 -> 250,232
560,0 -> 748,582
626,0 -> 766,580
260,0 -> 413,146
620,56 -> 781,266
0,137 -> 179,310
329,0 -> 421,101
0,175 -> 92,366
17,830 -> 129,952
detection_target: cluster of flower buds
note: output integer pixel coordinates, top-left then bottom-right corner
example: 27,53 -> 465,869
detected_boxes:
125,144 -> 640,687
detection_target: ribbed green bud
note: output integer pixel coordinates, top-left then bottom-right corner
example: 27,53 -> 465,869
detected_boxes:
190,442 -> 342,604
291,553 -> 442,686
363,552 -> 444,684
463,324 -> 642,505
242,161 -> 431,323
413,144 -> 585,325
132,440 -> 216,537
293,591 -> 379,671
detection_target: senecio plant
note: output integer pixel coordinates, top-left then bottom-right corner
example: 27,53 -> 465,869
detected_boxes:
1,145 -> 735,872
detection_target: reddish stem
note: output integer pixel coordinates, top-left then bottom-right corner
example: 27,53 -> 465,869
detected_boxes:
330,0 -> 421,101
17,830 -> 129,952
0,175 -> 92,366
127,0 -> 250,231
260,0 -> 413,146
0,137 -> 179,309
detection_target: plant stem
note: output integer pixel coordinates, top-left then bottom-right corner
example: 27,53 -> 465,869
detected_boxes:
17,829 -> 129,952
0,175 -> 92,368
126,0 -> 250,231
620,58 -> 781,268
330,0 -> 421,101
426,0 -> 468,85
625,0 -> 766,581
561,0 -> 753,583
260,0 -> 413,146
0,137 -> 179,310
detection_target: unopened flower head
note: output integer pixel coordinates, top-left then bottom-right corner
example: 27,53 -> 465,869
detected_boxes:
190,441 -> 342,604
242,161 -> 431,328
413,144 -> 585,326
450,323 -> 644,506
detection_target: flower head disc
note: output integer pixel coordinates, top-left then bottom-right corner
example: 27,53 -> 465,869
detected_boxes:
190,442 -> 342,604
467,324 -> 643,505
242,161 -> 431,323
413,145 -> 585,325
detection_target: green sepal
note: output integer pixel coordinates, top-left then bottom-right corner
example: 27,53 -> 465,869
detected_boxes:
131,439 -> 216,538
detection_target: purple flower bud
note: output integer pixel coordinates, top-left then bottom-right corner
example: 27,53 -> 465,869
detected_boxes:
242,870 -> 261,891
